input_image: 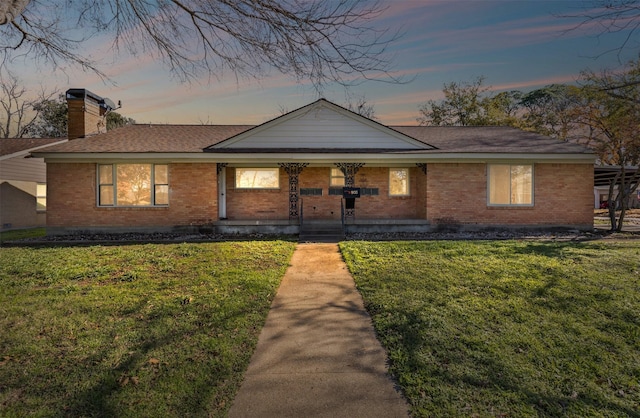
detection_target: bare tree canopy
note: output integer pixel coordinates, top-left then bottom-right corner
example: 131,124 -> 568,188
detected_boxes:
0,0 -> 400,88
564,0 -> 640,59
0,71 -> 56,138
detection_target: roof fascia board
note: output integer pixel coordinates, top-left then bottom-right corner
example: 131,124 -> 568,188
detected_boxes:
210,99 -> 434,150
38,152 -> 596,165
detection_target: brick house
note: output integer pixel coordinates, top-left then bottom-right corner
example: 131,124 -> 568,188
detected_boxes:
32,89 -> 596,236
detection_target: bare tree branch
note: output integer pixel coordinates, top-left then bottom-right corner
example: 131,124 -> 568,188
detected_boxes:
1,0 -> 403,89
0,70 -> 56,138
560,0 -> 640,61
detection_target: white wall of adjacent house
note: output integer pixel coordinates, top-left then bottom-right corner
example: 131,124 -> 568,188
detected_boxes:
0,153 -> 47,229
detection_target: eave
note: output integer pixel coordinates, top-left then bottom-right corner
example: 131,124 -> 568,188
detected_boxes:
36,151 -> 596,165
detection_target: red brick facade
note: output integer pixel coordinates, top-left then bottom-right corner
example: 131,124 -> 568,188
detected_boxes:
425,163 -> 594,226
46,162 -> 594,230
47,163 -> 218,228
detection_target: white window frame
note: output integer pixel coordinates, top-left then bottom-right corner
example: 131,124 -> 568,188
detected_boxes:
235,168 -> 280,189
97,164 -> 169,207
389,168 -> 410,196
487,164 -> 534,206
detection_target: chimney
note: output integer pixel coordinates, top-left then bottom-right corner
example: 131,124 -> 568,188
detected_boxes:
66,89 -> 115,140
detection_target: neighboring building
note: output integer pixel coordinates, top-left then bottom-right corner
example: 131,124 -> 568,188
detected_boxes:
32,89 -> 596,236
0,138 -> 67,229
594,166 -> 640,209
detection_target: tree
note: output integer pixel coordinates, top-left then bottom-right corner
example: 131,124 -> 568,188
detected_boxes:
564,0 -> 640,60
484,90 -> 524,128
575,60 -> 640,231
345,94 -> 377,120
106,112 -> 135,131
519,84 -> 582,141
1,0 -> 400,89
28,94 -> 67,138
0,71 -> 55,138
417,77 -> 492,126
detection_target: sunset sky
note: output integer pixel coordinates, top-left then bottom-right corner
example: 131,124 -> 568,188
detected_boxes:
13,0 -> 640,126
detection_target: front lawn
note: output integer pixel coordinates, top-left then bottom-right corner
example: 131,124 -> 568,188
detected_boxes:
341,240 -> 640,417
0,241 -> 296,417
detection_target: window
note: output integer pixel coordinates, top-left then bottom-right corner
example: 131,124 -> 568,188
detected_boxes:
36,183 -> 46,211
330,168 -> 345,187
98,164 -> 169,206
488,164 -> 533,205
389,168 -> 409,196
235,168 -> 279,189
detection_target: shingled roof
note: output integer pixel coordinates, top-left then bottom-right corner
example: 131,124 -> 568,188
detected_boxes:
33,124 -> 593,156
1,138 -> 67,157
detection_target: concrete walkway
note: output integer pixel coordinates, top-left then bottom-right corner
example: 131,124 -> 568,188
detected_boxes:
228,243 -> 409,418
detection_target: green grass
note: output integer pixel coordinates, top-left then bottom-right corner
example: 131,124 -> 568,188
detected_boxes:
340,240 -> 640,417
0,241 -> 296,417
0,227 -> 46,243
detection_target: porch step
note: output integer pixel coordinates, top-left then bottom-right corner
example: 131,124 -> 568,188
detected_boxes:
299,222 -> 344,243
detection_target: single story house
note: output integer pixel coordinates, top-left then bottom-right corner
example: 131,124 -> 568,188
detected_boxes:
32,89 -> 596,236
1,137 -> 67,229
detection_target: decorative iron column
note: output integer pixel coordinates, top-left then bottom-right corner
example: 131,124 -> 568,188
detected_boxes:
335,163 -> 365,187
278,163 -> 309,220
335,163 -> 365,218
416,163 -> 427,175
216,163 -> 228,174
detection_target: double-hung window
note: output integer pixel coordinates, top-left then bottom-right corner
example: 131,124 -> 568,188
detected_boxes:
98,164 -> 169,206
330,168 -> 345,187
488,164 -> 533,206
389,168 -> 409,196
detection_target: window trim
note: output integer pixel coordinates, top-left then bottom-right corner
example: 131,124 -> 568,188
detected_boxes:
487,164 -> 534,207
97,163 -> 169,207
389,168 -> 410,196
235,168 -> 280,189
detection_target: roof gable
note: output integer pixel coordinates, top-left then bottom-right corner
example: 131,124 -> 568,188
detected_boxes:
208,99 -> 434,151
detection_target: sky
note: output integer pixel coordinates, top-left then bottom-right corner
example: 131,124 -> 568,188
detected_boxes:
11,0 -> 640,127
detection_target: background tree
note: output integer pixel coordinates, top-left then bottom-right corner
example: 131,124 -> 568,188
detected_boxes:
0,71 -> 55,138
484,90 -> 524,128
1,0 -> 400,89
417,77 -> 492,126
345,94 -> 377,120
106,112 -> 135,131
575,60 -> 640,231
519,84 -> 582,141
28,94 -> 67,138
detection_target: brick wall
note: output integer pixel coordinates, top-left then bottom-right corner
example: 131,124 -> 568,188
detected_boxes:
426,163 -> 594,226
47,162 -> 594,230
223,166 -> 425,221
224,167 -> 290,220
67,97 -> 103,140
47,163 -> 218,228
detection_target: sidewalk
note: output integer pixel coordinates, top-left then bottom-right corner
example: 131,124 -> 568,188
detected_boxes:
228,243 -> 409,418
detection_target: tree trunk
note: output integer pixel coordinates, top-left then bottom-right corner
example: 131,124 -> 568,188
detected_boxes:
607,175 -> 619,231
616,167 -> 627,232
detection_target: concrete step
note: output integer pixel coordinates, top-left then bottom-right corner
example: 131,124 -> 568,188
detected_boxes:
299,222 -> 344,243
